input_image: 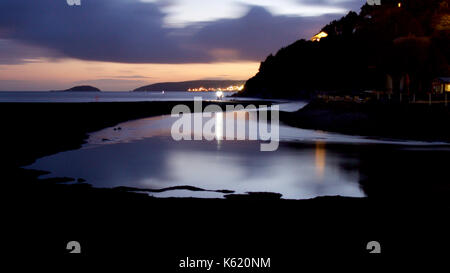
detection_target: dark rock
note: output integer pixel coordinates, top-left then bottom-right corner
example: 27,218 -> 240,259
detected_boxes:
64,85 -> 101,92
224,192 -> 282,200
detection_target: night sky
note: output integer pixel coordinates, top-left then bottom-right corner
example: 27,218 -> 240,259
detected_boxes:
0,0 -> 365,90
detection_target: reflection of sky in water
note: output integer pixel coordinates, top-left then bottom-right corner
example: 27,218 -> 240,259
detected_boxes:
0,91 -> 247,103
28,137 -> 362,199
26,101 -> 449,199
87,101 -> 447,147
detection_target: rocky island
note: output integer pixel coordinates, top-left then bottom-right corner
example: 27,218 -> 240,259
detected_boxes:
64,85 -> 101,92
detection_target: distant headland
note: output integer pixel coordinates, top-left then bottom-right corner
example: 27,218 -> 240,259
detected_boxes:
50,85 -> 101,92
64,85 -> 101,92
134,80 -> 245,92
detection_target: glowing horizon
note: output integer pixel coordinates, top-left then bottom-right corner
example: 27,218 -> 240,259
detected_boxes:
0,0 -> 364,91
0,59 -> 259,91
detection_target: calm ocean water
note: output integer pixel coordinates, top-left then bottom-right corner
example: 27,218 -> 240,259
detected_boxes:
26,99 -> 450,200
0,91 -> 244,103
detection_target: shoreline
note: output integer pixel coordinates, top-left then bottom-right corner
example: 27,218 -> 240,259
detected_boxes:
280,100 -> 450,143
4,100 -> 449,260
1,100 -> 270,168
4,99 -> 449,201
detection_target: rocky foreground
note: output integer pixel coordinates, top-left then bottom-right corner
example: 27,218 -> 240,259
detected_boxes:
2,101 -> 449,264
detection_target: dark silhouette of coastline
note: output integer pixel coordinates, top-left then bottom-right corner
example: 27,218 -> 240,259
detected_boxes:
281,99 -> 450,141
63,85 -> 101,92
134,80 -> 245,91
114,185 -> 235,194
238,0 -> 449,99
3,101 -> 449,263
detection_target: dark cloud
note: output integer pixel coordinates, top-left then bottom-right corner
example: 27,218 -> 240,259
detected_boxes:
0,39 -> 62,64
0,0 -> 203,63
299,0 -> 365,11
0,0 -> 360,64
189,7 -> 341,61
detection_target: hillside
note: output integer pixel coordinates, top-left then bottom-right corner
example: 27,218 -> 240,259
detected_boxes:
134,80 -> 245,91
64,85 -> 101,92
239,0 -> 450,98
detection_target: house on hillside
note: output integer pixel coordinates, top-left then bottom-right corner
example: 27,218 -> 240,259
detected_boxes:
432,77 -> 450,94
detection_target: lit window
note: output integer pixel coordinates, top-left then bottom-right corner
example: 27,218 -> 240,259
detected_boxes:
311,31 -> 328,42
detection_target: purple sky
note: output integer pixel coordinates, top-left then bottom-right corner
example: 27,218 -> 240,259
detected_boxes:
0,0 -> 365,90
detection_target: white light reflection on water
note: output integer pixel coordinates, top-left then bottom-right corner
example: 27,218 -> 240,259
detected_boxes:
26,101 -> 449,199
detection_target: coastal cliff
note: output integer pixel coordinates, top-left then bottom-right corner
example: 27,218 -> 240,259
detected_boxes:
239,0 -> 450,98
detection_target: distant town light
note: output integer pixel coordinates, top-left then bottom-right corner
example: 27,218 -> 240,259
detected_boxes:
398,2 -> 401,8
187,85 -> 244,92
311,31 -> 328,42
